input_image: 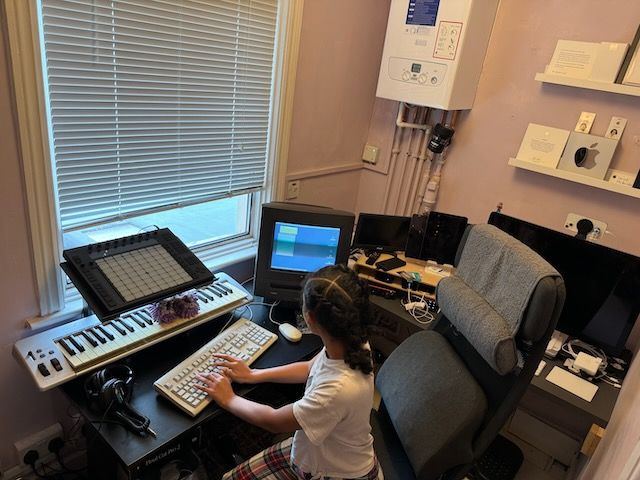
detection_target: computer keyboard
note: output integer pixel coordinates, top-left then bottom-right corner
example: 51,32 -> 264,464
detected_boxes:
154,317 -> 278,417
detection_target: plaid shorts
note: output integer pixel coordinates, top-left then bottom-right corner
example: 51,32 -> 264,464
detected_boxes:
222,437 -> 381,480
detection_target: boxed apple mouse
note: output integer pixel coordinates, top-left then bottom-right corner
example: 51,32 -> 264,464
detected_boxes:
557,132 -> 618,180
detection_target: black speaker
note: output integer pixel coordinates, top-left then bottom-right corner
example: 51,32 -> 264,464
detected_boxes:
84,364 -> 153,436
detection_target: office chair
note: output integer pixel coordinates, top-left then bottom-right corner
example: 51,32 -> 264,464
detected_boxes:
371,224 -> 566,480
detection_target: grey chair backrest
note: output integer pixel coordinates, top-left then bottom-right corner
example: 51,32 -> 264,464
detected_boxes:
374,224 -> 566,480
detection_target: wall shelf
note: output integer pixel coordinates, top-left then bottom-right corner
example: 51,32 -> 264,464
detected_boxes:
508,158 -> 640,199
535,73 -> 640,97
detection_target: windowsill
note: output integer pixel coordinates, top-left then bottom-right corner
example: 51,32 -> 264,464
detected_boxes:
25,243 -> 258,332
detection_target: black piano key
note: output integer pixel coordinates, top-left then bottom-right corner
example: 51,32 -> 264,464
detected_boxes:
97,325 -> 115,341
206,285 -> 223,298
196,292 -> 209,303
58,338 -> 76,356
81,331 -> 99,347
137,311 -> 154,325
66,335 -> 85,353
217,282 -> 232,294
90,328 -> 106,344
109,321 -> 127,336
118,318 -> 135,333
126,314 -> 146,328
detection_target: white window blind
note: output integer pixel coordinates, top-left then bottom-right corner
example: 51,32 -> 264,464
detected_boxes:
40,0 -> 277,229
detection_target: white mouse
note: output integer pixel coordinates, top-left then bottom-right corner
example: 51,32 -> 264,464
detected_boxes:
278,322 -> 302,342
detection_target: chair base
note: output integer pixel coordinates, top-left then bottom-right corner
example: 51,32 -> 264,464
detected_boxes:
472,435 -> 524,480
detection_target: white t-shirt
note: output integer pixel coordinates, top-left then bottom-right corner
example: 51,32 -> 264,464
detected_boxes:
291,348 -> 375,478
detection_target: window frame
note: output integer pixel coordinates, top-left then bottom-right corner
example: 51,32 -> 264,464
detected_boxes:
3,0 -> 303,329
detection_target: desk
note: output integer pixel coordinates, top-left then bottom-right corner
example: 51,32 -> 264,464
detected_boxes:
62,304 -> 322,480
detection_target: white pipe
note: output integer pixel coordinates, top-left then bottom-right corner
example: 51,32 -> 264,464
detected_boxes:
386,105 -> 419,214
392,107 -> 420,214
399,107 -> 430,214
412,150 -> 435,214
405,114 -> 432,215
419,149 -> 448,215
381,122 -> 404,213
396,102 -> 430,130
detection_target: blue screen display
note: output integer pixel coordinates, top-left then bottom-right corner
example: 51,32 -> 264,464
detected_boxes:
271,222 -> 340,273
406,0 -> 440,26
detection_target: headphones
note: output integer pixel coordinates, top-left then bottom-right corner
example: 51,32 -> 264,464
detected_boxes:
84,364 -> 153,436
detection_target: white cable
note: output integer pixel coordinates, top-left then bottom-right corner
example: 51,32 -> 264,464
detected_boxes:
561,339 -> 609,378
268,300 -> 281,325
401,287 -> 435,325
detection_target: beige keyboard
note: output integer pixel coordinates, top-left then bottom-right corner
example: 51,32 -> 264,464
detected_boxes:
154,317 -> 277,417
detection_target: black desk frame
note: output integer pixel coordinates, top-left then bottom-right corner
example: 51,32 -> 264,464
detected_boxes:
63,306 -> 322,480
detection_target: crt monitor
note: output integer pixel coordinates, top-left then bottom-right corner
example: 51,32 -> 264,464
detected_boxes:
352,213 -> 410,253
254,202 -> 355,303
489,212 -> 640,357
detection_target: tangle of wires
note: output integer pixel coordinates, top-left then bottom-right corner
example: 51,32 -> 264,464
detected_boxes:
400,287 -> 436,325
561,339 -> 622,388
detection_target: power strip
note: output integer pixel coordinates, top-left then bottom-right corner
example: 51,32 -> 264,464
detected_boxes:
404,301 -> 426,311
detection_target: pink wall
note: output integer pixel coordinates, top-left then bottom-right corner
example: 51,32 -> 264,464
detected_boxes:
0,21 -> 67,468
284,0 -> 390,210
360,1 -> 640,257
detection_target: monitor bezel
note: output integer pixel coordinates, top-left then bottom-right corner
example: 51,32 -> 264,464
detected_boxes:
254,202 -> 355,304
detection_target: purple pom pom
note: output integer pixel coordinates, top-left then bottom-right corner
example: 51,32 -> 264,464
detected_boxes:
173,293 -> 200,318
151,300 -> 178,323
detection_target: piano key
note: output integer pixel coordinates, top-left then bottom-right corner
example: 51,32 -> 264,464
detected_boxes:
97,325 -> 115,341
89,328 -> 106,344
66,335 -> 85,353
205,286 -> 223,298
196,292 -> 209,303
216,283 -> 232,294
57,338 -> 76,356
109,321 -> 127,336
81,331 -> 99,347
136,310 -> 154,326
125,314 -> 146,328
199,289 -> 214,301
118,318 -> 135,333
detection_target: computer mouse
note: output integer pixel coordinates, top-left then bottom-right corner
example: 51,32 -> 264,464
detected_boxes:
278,323 -> 302,342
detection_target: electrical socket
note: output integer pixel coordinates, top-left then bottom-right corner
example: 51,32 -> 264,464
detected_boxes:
286,180 -> 300,200
14,423 -> 63,467
564,213 -> 607,240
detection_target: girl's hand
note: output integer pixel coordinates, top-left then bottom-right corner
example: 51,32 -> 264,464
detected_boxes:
211,353 -> 256,383
195,371 -> 235,408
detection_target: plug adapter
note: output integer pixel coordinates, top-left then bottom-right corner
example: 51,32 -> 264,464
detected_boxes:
574,352 -> 602,376
404,301 -> 426,311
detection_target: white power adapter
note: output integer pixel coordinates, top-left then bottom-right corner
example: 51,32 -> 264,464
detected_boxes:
404,301 -> 426,311
574,352 -> 602,376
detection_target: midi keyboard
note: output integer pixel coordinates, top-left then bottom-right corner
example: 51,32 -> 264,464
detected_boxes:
13,273 -> 251,391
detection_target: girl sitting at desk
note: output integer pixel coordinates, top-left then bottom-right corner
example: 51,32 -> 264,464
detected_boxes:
196,264 -> 382,480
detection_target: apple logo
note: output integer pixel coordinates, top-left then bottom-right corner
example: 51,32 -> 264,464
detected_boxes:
574,143 -> 600,169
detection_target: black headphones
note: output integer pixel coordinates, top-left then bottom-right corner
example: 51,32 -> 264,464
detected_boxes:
84,364 -> 153,437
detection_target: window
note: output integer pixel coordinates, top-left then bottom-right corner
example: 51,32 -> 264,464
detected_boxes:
4,0 -> 302,322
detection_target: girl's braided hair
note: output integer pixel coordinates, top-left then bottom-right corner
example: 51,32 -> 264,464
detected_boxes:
302,264 -> 375,374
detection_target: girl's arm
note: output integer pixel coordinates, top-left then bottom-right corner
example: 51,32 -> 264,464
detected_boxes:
196,371 -> 301,433
211,352 -> 319,384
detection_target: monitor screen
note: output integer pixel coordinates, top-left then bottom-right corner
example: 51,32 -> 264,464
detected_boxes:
254,202 -> 355,303
271,222 -> 340,273
352,214 -> 410,252
488,212 -> 640,356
